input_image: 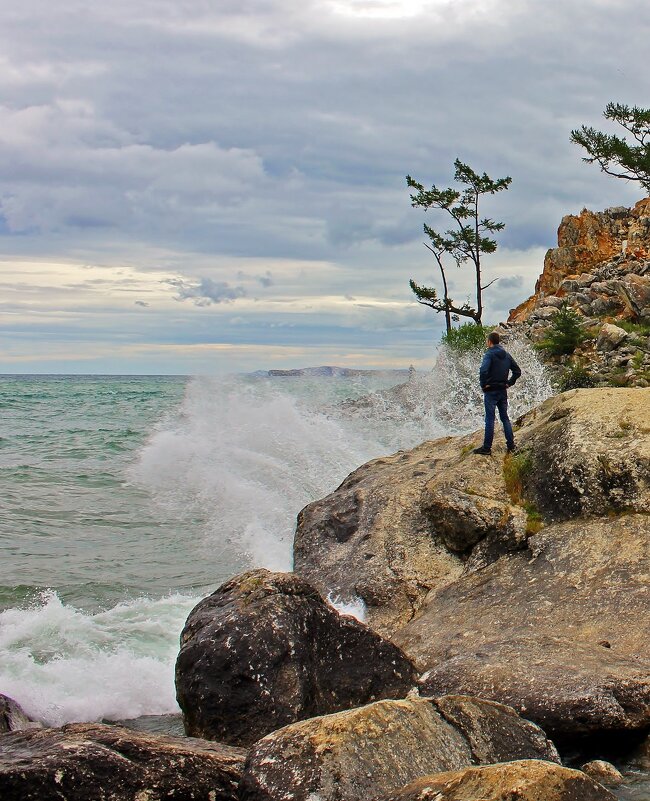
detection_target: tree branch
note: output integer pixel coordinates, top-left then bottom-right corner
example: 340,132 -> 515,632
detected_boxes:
481,277 -> 500,291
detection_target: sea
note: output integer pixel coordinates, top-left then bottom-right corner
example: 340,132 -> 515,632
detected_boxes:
0,345 -> 647,799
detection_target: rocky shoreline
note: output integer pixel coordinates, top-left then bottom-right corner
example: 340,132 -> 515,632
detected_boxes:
2,385 -> 649,800
2,201 -> 649,800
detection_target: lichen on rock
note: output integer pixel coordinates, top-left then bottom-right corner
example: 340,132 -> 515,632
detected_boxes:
239,696 -> 560,801
175,569 -> 418,746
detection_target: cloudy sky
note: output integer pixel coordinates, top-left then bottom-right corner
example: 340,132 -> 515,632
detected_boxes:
1,0 -> 648,373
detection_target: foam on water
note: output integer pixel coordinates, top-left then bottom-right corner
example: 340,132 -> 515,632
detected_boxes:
327,593 -> 367,622
0,590 -> 199,726
131,341 -> 551,575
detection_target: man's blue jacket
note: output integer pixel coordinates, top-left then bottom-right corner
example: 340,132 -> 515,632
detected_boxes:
479,344 -> 521,391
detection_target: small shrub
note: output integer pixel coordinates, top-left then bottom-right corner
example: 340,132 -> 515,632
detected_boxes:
503,452 -> 544,533
503,450 -> 534,505
556,364 -> 597,391
536,301 -> 586,356
631,350 -> 644,370
441,322 -> 491,353
523,503 -> 544,535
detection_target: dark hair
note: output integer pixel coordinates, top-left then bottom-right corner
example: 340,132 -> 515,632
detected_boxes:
488,331 -> 500,345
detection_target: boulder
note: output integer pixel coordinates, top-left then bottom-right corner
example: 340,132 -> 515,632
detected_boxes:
239,695 -> 560,801
580,760 -> 624,786
616,273 -> 650,320
384,760 -> 615,801
0,722 -> 246,801
515,389 -> 650,519
294,433 -> 527,636
395,514 -> 650,739
296,386 -> 649,610
297,389 -> 650,740
596,323 -> 628,352
175,569 -> 418,746
0,694 -> 42,733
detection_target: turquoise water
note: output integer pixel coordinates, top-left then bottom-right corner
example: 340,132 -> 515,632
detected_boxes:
0,375 -> 205,610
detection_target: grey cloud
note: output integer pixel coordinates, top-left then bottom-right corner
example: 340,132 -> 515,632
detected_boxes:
167,276 -> 247,306
1,0 -> 647,265
498,275 -> 524,289
236,269 -> 274,287
135,300 -> 150,307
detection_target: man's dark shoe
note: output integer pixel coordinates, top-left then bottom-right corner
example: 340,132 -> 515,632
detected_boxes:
507,445 -> 517,454
472,446 -> 492,455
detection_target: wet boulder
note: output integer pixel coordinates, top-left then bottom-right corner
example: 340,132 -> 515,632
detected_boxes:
0,694 -> 42,733
175,569 -> 418,746
0,722 -> 246,801
239,695 -> 560,801
385,760 -> 616,801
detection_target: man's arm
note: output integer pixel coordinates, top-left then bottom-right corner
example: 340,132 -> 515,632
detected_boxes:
479,352 -> 491,389
507,355 -> 522,386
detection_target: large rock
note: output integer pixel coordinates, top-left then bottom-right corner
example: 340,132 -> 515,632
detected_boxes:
617,273 -> 650,320
296,389 -> 649,633
595,323 -> 628,352
296,389 -> 650,740
239,695 -> 560,801
0,694 -> 42,733
509,200 -> 650,323
394,391 -> 650,738
294,433 -> 527,635
385,760 -> 615,801
515,389 -> 650,519
0,722 -> 246,801
175,569 -> 418,746
395,514 -> 650,739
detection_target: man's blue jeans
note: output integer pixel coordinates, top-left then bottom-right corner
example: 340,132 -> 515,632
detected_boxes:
483,388 -> 514,450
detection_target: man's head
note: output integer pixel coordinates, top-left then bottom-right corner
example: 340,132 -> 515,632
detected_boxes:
487,331 -> 500,348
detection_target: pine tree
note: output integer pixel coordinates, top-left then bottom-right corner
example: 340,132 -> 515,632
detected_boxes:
537,302 -> 586,356
571,103 -> 650,192
406,160 -> 511,330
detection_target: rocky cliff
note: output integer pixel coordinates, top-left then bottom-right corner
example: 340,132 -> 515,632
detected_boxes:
507,199 -> 650,388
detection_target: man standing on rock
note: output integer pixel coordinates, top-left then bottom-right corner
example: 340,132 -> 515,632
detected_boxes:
473,332 -> 521,456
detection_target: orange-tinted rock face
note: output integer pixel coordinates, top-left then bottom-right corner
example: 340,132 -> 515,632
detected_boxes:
509,200 -> 650,322
628,198 -> 650,259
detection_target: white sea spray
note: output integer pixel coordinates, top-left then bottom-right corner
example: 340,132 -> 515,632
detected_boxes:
1,343 -> 552,726
327,593 -> 367,623
0,590 -> 198,726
